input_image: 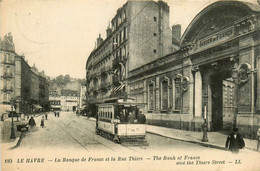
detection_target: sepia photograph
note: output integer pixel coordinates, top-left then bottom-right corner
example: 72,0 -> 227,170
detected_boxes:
1,0 -> 260,170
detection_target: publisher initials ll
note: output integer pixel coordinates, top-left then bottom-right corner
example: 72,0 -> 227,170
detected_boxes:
235,159 -> 241,164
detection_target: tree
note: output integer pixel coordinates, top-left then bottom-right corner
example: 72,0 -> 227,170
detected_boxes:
55,75 -> 64,85
64,74 -> 71,84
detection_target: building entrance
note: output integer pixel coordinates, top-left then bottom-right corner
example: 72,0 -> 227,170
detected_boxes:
209,70 -> 235,131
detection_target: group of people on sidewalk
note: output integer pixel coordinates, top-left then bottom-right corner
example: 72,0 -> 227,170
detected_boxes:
54,111 -> 60,117
27,113 -> 48,129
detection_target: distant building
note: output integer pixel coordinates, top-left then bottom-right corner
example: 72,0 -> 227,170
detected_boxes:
49,95 -> 61,111
0,33 -> 16,119
61,89 -> 80,111
0,33 -> 50,119
79,86 -> 86,109
14,55 -> 31,114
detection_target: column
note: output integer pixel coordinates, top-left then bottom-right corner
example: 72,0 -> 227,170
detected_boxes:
143,80 -> 147,112
257,55 -> 260,113
194,70 -> 202,117
155,76 -> 160,111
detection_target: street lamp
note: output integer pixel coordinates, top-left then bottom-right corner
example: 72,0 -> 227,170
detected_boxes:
10,98 -> 16,139
202,105 -> 208,142
231,66 -> 239,130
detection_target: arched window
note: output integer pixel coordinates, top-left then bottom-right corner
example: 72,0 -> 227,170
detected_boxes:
161,78 -> 170,110
148,82 -> 155,110
162,81 -> 168,110
174,77 -> 182,111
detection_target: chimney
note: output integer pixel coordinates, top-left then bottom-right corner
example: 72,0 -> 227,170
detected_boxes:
172,24 -> 181,42
106,21 -> 112,38
96,34 -> 103,47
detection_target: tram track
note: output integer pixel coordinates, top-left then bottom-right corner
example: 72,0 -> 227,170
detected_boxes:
51,116 -> 117,152
60,115 -> 151,152
51,118 -> 90,151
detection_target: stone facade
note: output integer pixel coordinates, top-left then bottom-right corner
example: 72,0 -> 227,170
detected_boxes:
0,33 -> 16,119
60,89 -> 80,111
127,1 -> 260,139
14,55 -> 31,114
85,1 -> 260,139
86,0 -> 174,104
0,34 -> 50,118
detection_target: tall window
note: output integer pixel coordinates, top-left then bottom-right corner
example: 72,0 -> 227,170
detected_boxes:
174,77 -> 182,111
148,83 -> 154,110
162,80 -> 169,110
5,53 -> 10,63
6,80 -> 11,89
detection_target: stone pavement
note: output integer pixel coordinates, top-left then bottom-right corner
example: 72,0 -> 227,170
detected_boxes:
86,117 -> 259,152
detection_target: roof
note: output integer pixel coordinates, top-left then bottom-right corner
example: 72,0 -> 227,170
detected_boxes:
180,1 -> 260,45
61,89 -> 79,96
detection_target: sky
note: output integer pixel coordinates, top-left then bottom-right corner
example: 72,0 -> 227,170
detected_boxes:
0,0 -> 257,79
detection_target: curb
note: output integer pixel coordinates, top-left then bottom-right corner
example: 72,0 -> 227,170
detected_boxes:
86,117 -> 258,152
8,131 -> 25,150
146,131 -> 228,151
86,117 -> 227,150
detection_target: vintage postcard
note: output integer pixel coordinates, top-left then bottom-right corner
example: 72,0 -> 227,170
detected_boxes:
1,0 -> 260,170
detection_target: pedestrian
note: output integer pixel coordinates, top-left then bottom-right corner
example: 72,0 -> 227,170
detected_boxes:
57,111 -> 60,117
28,116 -> 36,130
40,116 -> 45,128
119,111 -> 126,123
54,111 -> 56,117
137,112 -> 146,124
257,128 -> 260,151
127,112 -> 135,123
225,128 -> 245,153
45,113 -> 48,120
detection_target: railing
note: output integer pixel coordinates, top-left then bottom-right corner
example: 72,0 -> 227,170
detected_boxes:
112,76 -> 120,85
112,56 -> 126,67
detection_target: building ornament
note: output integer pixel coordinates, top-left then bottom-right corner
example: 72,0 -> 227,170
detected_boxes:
232,63 -> 251,85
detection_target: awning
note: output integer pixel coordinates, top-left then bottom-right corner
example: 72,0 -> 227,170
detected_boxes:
33,104 -> 43,109
50,105 -> 61,109
111,83 -> 125,94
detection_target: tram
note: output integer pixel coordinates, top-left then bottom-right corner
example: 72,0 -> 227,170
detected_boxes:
95,98 -> 147,144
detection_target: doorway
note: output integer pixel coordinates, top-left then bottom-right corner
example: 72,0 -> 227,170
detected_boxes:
210,71 -> 234,131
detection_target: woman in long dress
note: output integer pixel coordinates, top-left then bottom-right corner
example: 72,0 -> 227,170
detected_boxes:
40,116 -> 44,128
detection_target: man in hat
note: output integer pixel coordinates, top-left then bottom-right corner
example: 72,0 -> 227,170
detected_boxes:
225,128 -> 245,153
257,128 -> 260,151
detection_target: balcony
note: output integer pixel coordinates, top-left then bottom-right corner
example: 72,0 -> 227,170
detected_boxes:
112,56 -> 126,68
112,76 -> 120,85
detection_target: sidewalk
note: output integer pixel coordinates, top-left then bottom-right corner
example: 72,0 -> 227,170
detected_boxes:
0,118 -> 23,149
0,112 -> 46,149
87,117 -> 259,152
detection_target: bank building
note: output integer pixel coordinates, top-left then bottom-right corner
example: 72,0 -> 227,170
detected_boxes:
85,0 -> 260,139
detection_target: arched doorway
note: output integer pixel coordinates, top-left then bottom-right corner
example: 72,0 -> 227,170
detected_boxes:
201,59 -> 235,131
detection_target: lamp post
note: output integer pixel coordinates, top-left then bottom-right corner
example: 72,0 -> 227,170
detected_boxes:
10,98 -> 16,139
231,64 -> 239,130
202,105 -> 208,142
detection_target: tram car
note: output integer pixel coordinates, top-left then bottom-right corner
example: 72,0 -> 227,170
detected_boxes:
95,98 -> 147,144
